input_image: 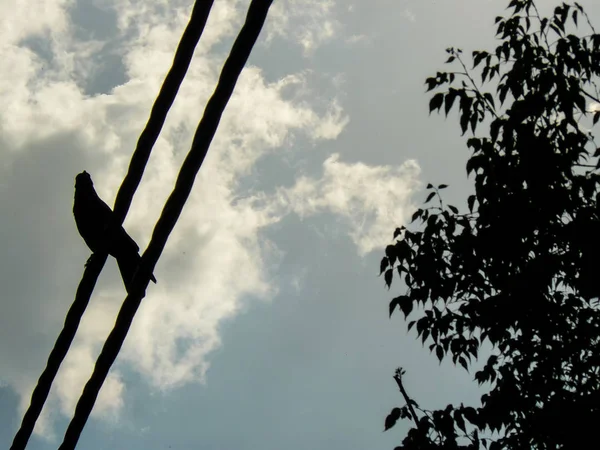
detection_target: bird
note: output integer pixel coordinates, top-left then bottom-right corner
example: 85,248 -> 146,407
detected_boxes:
73,171 -> 156,292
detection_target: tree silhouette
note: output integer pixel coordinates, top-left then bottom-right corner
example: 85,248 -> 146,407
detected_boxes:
381,1 -> 600,448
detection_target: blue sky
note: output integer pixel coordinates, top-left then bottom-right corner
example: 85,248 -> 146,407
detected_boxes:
1,0 -> 599,449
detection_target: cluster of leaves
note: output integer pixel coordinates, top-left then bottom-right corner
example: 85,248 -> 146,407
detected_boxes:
381,1 -> 600,449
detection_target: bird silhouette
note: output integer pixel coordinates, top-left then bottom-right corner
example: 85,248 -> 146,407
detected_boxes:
73,171 -> 156,292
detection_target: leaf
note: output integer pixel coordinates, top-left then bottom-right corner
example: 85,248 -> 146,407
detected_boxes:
416,316 -> 428,336
481,66 -> 490,84
422,329 -> 430,344
483,92 -> 495,109
389,297 -> 400,317
468,195 -> 476,212
475,370 -> 486,385
429,93 -> 444,114
459,356 -> 469,372
594,111 -> 600,125
436,345 -> 444,362
393,227 -> 402,239
384,408 -> 402,431
384,269 -> 393,289
499,84 -> 509,105
385,245 -> 396,265
425,78 -> 436,92
459,92 -> 473,114
466,137 -> 481,151
379,257 -> 389,276
425,192 -> 436,203
448,205 -> 459,214
444,89 -> 458,116
460,111 -> 470,135
466,158 -> 476,176
550,23 -> 562,36
470,113 -> 478,133
462,407 -> 477,426
472,51 -> 487,69
502,42 -> 511,61
454,411 -> 466,433
398,295 -> 413,318
438,184 -> 448,189
411,209 -> 422,223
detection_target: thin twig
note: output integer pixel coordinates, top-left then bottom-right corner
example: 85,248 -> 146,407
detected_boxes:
394,370 -> 421,431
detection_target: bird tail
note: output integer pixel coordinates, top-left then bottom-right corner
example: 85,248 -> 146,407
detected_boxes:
116,253 -> 157,293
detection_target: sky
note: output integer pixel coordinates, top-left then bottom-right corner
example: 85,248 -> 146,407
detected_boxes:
1,0 -> 599,449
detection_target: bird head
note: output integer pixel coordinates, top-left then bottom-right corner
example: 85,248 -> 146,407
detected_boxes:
75,171 -> 93,189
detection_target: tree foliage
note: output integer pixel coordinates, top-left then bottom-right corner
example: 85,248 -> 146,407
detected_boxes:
381,1 -> 600,448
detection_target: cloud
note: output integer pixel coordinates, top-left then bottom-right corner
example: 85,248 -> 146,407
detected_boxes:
0,0 -> 420,440
266,0 -> 339,55
313,100 -> 350,140
274,154 -> 421,255
0,0 -> 69,44
0,0 -> 346,437
346,34 -> 369,45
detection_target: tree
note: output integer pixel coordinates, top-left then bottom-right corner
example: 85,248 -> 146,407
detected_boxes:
381,1 -> 600,448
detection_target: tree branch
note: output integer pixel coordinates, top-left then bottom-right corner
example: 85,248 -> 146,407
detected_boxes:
394,369 -> 421,432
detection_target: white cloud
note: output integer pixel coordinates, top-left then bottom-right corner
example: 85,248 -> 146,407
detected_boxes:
275,154 -> 421,255
266,0 -> 339,55
0,0 -> 69,44
0,0 -> 420,440
313,100 -> 350,140
10,294 -> 126,436
346,34 -> 369,44
54,344 -> 125,422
